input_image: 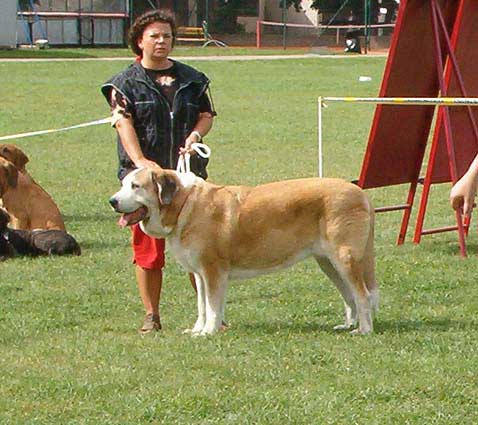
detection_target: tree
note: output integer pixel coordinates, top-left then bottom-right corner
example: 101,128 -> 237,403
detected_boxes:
284,0 -> 399,24
282,0 -> 302,12
307,0 -> 365,20
285,0 -> 362,12
211,0 -> 258,33
18,0 -> 42,11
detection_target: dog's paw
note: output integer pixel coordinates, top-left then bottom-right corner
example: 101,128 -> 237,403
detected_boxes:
350,327 -> 372,336
188,319 -> 206,335
189,328 -> 204,337
333,322 -> 356,331
188,328 -> 215,337
189,325 -> 206,337
199,326 -> 219,336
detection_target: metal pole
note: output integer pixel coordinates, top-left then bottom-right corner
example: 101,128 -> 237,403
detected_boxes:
281,0 -> 287,50
256,20 -> 261,48
363,0 -> 369,54
128,0 -> 133,27
205,0 -> 209,26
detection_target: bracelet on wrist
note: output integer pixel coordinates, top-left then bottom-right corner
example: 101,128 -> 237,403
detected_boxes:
191,130 -> 202,141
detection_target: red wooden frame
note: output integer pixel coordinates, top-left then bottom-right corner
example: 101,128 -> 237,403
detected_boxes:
357,0 -> 478,256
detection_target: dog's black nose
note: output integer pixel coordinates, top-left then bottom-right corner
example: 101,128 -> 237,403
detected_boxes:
109,197 -> 118,209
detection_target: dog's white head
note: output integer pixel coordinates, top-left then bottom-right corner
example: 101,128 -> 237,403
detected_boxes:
109,167 -> 180,234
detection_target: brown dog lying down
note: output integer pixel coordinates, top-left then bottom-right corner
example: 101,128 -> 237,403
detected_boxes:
110,168 -> 378,335
0,144 -> 66,231
0,207 -> 80,258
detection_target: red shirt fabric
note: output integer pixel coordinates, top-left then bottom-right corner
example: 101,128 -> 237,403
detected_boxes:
131,224 -> 165,269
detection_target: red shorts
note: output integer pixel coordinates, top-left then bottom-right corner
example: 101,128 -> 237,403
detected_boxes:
131,224 -> 165,270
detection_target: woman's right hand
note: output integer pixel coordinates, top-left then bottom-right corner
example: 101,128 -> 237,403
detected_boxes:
135,158 -> 160,170
450,172 -> 478,215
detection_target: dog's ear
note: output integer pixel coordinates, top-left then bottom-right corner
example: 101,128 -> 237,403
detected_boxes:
0,159 -> 18,192
0,144 -> 29,171
6,160 -> 18,188
152,170 -> 178,206
0,208 -> 11,226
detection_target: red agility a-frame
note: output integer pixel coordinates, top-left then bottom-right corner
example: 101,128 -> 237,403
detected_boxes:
357,0 -> 478,256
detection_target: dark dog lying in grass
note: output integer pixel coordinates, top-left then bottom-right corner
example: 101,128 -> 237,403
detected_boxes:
0,210 -> 15,260
0,208 -> 81,259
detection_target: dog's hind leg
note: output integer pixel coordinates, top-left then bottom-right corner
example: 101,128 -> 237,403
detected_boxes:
315,256 -> 357,330
331,247 -> 373,335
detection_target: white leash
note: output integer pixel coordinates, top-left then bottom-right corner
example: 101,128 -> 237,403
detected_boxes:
176,143 -> 211,174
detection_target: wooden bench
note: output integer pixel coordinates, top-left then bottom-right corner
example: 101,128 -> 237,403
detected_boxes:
176,26 -> 207,43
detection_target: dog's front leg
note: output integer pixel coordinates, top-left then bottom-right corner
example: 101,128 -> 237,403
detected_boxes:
190,272 -> 206,335
200,270 -> 228,336
9,214 -> 25,230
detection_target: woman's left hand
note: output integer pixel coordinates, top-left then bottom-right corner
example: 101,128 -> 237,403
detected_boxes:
179,132 -> 201,155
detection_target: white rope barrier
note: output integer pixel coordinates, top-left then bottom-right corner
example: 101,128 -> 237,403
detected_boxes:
317,96 -> 478,177
0,117 -> 111,142
323,96 -> 478,105
0,118 -> 211,178
259,20 -> 395,30
258,20 -> 395,46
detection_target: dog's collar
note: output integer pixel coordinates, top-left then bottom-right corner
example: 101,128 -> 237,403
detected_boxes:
173,184 -> 195,220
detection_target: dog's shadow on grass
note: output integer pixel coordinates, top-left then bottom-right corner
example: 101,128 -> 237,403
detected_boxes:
77,239 -> 125,251
418,239 -> 478,256
373,317 -> 478,334
235,317 -> 477,335
63,213 -> 114,224
236,320 -> 345,335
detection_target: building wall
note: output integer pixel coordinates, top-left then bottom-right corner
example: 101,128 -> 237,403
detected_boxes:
0,0 -> 17,48
16,18 -> 126,46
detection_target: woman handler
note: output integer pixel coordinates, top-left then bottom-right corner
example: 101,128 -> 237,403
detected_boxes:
102,9 -> 215,333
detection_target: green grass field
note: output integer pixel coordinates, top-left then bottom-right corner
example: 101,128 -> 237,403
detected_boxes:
1,49 -> 477,424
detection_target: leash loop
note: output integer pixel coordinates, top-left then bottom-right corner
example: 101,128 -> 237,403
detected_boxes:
176,142 -> 211,174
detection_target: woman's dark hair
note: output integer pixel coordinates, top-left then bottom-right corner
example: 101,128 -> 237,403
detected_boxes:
128,9 -> 177,56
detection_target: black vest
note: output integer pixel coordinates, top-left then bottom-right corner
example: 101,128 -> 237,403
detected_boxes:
101,60 -> 211,180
